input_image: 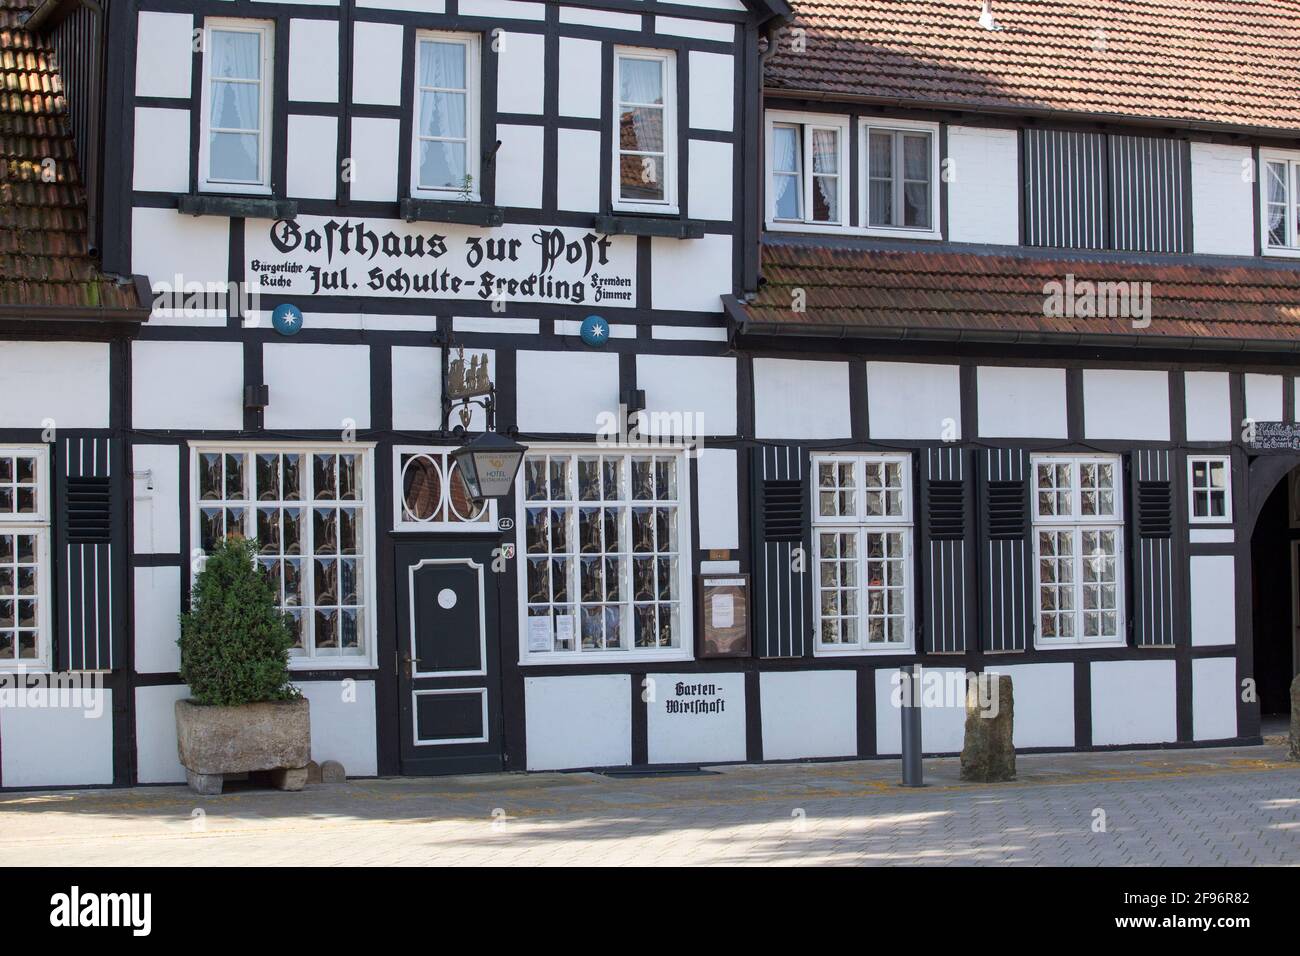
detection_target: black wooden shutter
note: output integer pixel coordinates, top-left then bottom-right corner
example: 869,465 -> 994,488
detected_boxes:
1107,135 -> 1189,254
751,445 -> 811,658
1129,449 -> 1176,647
920,447 -> 973,653
55,436 -> 119,671
1023,128 -> 1107,249
977,448 -> 1033,652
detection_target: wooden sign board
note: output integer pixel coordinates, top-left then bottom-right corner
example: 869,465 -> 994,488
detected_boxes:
1246,421 -> 1300,452
697,575 -> 749,658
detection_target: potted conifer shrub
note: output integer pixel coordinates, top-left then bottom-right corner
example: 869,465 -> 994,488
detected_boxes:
175,536 -> 310,795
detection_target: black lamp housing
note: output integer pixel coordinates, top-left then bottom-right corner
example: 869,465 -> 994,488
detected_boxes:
450,431 -> 527,502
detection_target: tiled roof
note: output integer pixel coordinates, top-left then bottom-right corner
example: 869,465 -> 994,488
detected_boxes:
0,0 -> 140,312
766,0 -> 1300,134
738,239 -> 1300,347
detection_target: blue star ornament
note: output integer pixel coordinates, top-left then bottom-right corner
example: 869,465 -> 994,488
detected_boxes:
580,314 -> 609,347
272,303 -> 303,336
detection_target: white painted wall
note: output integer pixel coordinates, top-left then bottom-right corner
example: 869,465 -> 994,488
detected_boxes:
134,565 -> 182,674
351,21 -> 404,106
1184,370 -> 1232,442
0,342 -> 110,429
349,117 -> 400,202
264,343 -> 371,430
286,114 -> 339,200
495,124 -> 545,208
460,0 -> 546,20
976,366 -> 1068,438
760,670 -> 856,759
874,667 -> 967,755
132,444 -> 181,555
131,340 -> 244,431
647,672 -> 746,764
867,361 -> 961,440
525,674 -> 631,770
688,52 -> 733,131
357,0 -> 445,11
131,207 -> 230,292
688,140 -> 733,221
288,18 -> 339,102
1192,657 -> 1238,741
136,11 -> 193,99
650,234 -> 731,312
296,679 -> 378,776
1082,369 -> 1170,441
556,128 -> 601,212
1,689 -> 114,787
559,5 -> 639,30
753,358 -> 852,440
133,108 -> 190,193
984,662 -> 1076,749
134,683 -> 189,784
696,448 -> 739,550
497,32 -> 546,115
558,37 -> 602,118
1191,142 -> 1255,256
656,15 -> 736,42
636,354 -> 736,436
946,126 -> 1019,245
1090,660 -> 1177,745
1190,554 -> 1236,646
391,345 -> 442,432
1245,373 -> 1284,423
516,350 -> 619,434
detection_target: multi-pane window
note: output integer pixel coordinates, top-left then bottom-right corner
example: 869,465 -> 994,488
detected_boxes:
520,451 -> 688,659
1032,456 -> 1124,645
865,124 -> 935,231
0,448 -> 48,668
767,114 -> 847,226
412,32 -> 479,198
812,454 -> 912,652
201,20 -> 273,192
614,48 -> 676,209
193,447 -> 372,665
1263,154 -> 1300,253
394,447 -> 493,531
1188,456 -> 1232,523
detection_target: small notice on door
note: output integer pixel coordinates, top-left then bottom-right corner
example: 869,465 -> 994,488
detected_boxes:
527,616 -> 552,652
555,614 -> 575,648
710,593 -> 734,629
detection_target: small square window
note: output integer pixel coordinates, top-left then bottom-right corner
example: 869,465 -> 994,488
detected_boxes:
1188,456 -> 1232,524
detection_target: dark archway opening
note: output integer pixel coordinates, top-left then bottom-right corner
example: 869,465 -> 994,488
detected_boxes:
1250,466 -> 1299,720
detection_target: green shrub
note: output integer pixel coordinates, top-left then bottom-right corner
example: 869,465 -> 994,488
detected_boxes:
178,536 -> 299,706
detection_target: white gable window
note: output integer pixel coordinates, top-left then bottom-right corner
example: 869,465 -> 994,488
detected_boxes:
1188,455 -> 1232,524
765,111 -> 849,229
199,19 -> 274,193
0,447 -> 50,670
862,118 -> 941,238
613,48 -> 677,212
1261,149 -> 1300,257
411,31 -> 480,200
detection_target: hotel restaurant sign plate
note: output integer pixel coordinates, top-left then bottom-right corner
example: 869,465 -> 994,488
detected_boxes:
246,216 -> 637,307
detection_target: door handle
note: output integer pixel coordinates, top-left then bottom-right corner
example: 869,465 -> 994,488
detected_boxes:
401,653 -> 416,679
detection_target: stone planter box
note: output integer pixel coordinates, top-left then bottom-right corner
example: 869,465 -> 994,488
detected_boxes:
175,698 -> 311,795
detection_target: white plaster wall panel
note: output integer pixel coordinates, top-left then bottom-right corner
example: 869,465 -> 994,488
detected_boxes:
132,444 -> 181,555
647,672 -> 746,764
688,52 -> 734,131
286,114 -> 338,200
516,350 -> 619,434
134,566 -> 183,675
135,12 -> 193,98
655,16 -> 736,43
348,117 -> 400,202
525,674 -> 631,770
1191,142 -> 1255,256
652,324 -> 728,341
555,319 -> 636,339
496,32 -> 546,115
264,343 -> 371,430
357,0 -> 445,10
687,139 -> 732,221
1190,528 -> 1234,544
983,663 -> 1076,749
1192,657 -> 1238,741
288,18 -> 339,102
135,683 -> 189,783
1190,554 -> 1236,646
351,21 -> 404,106
753,358 -> 852,440
946,126 -> 1019,245
131,206 -> 230,288
696,448 -> 739,550
650,234 -> 731,312
1090,659 -> 1177,746
494,124 -> 545,209
635,353 -> 737,436
558,38 -> 602,119
1245,373 -> 1284,424
867,361 -> 962,440
661,0 -> 746,9
558,5 -> 640,30
1,689 -> 114,787
1082,369 -> 1171,441
556,128 -> 601,212
362,313 -> 439,332
976,366 -> 1068,438
460,0 -> 546,19
391,346 -> 442,432
133,108 -> 190,192
0,341 -> 110,429
760,670 -> 856,760
295,679 -> 378,776
132,341 -> 244,431
1184,371 -> 1232,442
874,667 -> 968,755
452,316 -> 539,334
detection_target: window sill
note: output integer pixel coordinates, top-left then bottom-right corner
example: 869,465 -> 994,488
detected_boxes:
1033,639 -> 1126,651
813,644 -> 915,657
519,650 -> 695,666
287,657 -> 375,671
400,197 -> 505,227
178,194 -> 298,219
594,215 -> 705,240
1262,245 -> 1300,260
765,220 -> 943,241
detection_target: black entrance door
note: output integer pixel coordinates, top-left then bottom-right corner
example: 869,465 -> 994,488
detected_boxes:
395,540 -> 504,774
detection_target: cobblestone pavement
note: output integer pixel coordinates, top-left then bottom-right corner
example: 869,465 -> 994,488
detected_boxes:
2,743 -> 1298,865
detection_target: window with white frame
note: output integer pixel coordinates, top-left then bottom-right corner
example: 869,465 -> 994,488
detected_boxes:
1032,456 -> 1124,645
1188,456 -> 1232,523
862,120 -> 939,235
200,19 -> 274,193
614,48 -> 677,210
192,446 -> 374,666
766,111 -> 848,227
0,448 -> 50,669
394,447 -> 494,531
519,450 -> 690,661
812,454 -> 913,652
412,31 -> 480,199
1261,151 -> 1300,255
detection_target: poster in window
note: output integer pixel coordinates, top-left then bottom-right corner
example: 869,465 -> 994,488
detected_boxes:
697,575 -> 749,658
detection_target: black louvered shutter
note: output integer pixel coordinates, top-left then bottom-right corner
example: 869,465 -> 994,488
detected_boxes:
1129,449 -> 1176,647
54,437 -> 121,671
751,445 -> 811,658
977,448 -> 1032,652
919,447 -> 973,653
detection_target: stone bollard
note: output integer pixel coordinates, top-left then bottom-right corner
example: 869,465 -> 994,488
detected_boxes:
1290,675 -> 1300,761
960,673 -> 1015,782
